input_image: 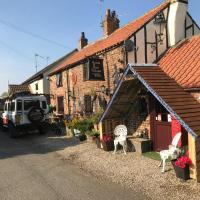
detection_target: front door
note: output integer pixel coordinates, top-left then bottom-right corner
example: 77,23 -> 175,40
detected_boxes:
150,98 -> 172,151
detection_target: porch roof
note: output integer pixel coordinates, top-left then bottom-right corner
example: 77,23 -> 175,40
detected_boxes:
100,64 -> 200,138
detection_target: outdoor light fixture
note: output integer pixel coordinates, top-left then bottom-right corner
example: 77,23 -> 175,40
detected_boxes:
153,11 -> 167,44
68,90 -> 76,100
95,85 -> 110,96
146,11 -> 166,53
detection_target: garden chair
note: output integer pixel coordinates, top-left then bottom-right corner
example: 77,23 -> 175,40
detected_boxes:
159,132 -> 182,173
113,125 -> 127,155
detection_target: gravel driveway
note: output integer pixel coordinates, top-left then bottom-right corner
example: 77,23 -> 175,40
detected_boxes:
43,136 -> 200,200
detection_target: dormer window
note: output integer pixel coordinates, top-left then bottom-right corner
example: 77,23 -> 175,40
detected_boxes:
56,72 -> 62,87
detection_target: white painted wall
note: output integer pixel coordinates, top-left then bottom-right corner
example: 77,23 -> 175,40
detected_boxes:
29,79 -> 44,94
29,68 -> 53,95
168,0 -> 188,46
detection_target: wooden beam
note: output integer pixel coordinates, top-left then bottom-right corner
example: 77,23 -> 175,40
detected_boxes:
188,134 -> 197,180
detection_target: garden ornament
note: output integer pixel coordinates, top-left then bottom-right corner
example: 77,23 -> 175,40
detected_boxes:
159,132 -> 182,173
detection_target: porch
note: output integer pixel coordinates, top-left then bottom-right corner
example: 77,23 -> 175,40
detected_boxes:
97,64 -> 200,182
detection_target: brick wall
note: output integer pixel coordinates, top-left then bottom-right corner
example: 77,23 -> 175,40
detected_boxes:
50,71 -> 68,114
50,46 -> 125,115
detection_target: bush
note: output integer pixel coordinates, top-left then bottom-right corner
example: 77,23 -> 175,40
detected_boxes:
85,129 -> 100,138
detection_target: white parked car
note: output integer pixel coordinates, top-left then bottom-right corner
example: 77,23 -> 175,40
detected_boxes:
2,93 -> 49,138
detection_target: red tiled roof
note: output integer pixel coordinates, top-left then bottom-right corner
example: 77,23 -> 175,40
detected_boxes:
133,67 -> 200,136
9,84 -> 31,95
159,35 -> 200,89
51,1 -> 169,75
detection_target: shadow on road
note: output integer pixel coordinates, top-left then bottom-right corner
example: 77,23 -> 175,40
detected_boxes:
0,130 -> 81,160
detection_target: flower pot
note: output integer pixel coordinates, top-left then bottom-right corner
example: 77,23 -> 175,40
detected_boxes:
171,160 -> 190,181
102,140 -> 114,151
79,134 -> 87,141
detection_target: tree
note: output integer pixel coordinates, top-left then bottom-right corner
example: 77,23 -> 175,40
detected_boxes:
0,92 -> 8,99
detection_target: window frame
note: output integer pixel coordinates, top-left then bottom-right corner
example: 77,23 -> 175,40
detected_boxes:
56,72 -> 63,87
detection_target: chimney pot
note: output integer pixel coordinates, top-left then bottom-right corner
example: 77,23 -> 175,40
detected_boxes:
106,9 -> 111,17
78,32 -> 88,50
102,9 -> 120,37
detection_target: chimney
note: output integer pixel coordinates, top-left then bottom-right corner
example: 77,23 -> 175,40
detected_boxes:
102,9 -> 120,37
167,0 -> 188,46
78,32 -> 88,50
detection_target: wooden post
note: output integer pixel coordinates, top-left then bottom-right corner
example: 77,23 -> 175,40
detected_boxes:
99,122 -> 103,139
188,133 -> 197,179
188,134 -> 200,182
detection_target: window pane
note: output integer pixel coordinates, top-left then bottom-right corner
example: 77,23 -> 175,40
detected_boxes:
24,100 -> 40,111
11,102 -> 15,111
17,100 -> 22,112
57,96 -> 64,113
42,101 -> 47,109
84,95 -> 92,113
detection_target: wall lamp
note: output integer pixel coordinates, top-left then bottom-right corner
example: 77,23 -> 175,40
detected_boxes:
96,85 -> 110,96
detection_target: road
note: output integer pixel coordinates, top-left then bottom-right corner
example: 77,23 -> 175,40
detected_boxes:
0,130 -> 149,200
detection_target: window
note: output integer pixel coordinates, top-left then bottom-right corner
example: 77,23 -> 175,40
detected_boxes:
83,63 -> 88,81
24,100 -> 40,111
56,73 -> 62,87
8,103 -> 11,111
17,100 -> 22,112
11,102 -> 15,112
155,102 -> 169,122
4,103 -> 8,111
57,96 -> 64,113
42,101 -> 47,109
84,95 -> 92,113
35,83 -> 38,91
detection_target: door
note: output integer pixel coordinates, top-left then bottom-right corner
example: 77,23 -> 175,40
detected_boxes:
151,98 -> 172,151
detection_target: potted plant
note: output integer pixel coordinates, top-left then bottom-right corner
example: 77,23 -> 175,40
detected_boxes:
85,129 -> 100,143
101,134 -> 114,151
172,155 -> 192,181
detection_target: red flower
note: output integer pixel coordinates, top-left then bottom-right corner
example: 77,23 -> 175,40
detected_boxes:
175,156 -> 192,169
101,134 -> 113,143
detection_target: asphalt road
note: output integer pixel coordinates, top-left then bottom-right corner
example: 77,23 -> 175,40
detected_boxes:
0,130 -> 149,200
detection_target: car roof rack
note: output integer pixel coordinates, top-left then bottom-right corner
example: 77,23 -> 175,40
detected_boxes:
9,92 -> 46,99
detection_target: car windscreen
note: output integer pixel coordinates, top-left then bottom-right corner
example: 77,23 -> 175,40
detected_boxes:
24,100 -> 40,111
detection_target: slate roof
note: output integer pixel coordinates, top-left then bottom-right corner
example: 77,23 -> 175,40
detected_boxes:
50,1 -> 169,75
159,35 -> 200,89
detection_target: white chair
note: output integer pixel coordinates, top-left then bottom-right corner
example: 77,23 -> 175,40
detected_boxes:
113,125 -> 128,155
159,132 -> 182,173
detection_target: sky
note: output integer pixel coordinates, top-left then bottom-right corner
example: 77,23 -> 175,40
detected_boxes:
0,0 -> 199,95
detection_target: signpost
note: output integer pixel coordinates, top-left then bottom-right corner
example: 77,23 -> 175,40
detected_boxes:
85,58 -> 105,81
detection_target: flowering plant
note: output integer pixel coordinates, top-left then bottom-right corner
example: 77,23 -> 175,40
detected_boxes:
175,156 -> 192,169
101,134 -> 113,143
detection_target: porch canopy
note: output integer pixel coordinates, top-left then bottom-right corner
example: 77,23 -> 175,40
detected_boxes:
100,64 -> 200,138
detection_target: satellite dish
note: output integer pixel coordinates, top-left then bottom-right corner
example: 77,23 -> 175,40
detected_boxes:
124,40 -> 138,52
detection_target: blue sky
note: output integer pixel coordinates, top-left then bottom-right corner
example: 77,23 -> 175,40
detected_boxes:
0,0 -> 199,94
